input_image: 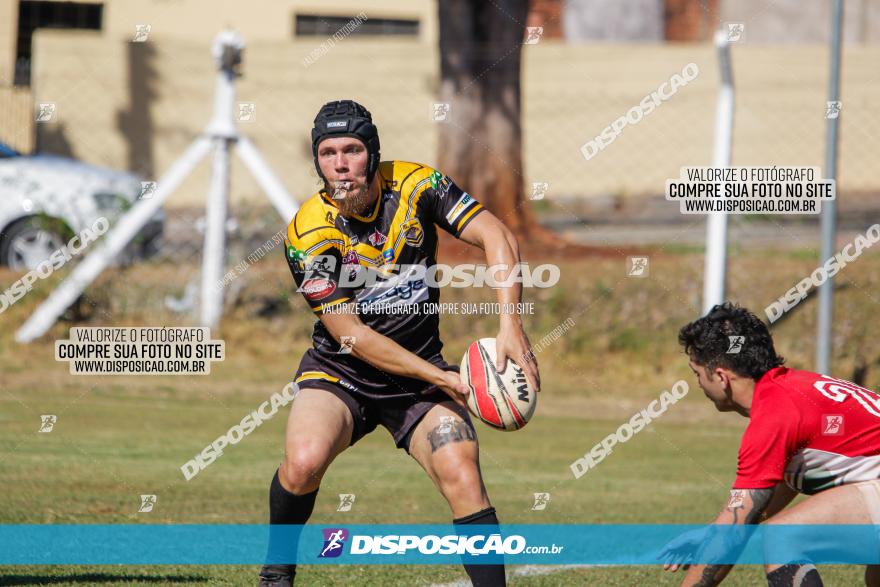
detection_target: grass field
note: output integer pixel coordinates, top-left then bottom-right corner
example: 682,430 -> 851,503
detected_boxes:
2,246 -> 879,585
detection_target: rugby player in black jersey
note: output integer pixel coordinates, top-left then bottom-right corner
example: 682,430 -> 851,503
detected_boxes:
258,100 -> 540,586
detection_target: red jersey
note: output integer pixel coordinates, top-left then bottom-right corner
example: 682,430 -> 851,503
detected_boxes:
733,366 -> 880,494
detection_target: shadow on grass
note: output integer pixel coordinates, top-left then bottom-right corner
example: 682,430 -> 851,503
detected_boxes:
0,573 -> 209,586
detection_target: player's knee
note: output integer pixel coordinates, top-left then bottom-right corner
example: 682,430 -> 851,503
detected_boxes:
435,460 -> 483,501
281,443 -> 332,493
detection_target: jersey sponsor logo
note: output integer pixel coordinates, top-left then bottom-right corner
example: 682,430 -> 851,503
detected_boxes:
285,242 -> 308,269
325,211 -> 335,225
368,229 -> 387,247
401,218 -> 424,247
300,278 -> 337,301
446,192 -> 476,225
356,262 -> 429,309
429,170 -> 453,198
359,276 -> 428,307
382,248 -> 395,262
337,378 -> 359,393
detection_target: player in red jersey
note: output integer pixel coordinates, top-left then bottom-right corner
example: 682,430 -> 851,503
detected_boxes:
664,303 -> 880,586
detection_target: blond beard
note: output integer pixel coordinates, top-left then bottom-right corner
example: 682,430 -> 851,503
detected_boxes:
328,180 -> 377,217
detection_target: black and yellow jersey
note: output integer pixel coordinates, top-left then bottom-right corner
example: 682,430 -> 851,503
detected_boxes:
284,160 -> 485,392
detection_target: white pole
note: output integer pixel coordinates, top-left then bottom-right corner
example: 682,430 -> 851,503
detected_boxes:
198,34 -> 239,329
816,0 -> 844,374
236,137 -> 299,223
702,29 -> 735,315
15,137 -> 213,343
199,138 -> 230,328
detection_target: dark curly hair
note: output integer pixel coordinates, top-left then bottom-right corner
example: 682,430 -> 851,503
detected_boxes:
678,302 -> 784,380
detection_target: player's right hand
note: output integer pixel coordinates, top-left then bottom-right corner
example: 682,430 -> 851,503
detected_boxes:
437,370 -> 470,409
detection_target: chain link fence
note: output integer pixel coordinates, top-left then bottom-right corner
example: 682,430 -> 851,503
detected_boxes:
0,23 -> 877,326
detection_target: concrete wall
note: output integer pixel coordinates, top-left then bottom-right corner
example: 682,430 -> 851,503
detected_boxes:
720,0 -> 880,44
564,0 -> 664,42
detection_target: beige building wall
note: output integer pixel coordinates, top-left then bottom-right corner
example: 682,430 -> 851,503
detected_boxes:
101,0 -> 435,44
30,29 -> 880,206
9,0 -> 880,206
0,0 -> 17,85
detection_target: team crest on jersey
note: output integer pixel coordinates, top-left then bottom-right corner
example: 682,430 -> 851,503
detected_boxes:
429,170 -> 453,198
400,218 -> 424,247
341,249 -> 358,265
368,229 -> 387,247
341,249 -> 361,280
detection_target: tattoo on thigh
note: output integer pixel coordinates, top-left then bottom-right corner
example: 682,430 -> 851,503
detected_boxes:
427,416 -> 475,453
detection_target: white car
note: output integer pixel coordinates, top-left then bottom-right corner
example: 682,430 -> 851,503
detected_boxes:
0,142 -> 163,270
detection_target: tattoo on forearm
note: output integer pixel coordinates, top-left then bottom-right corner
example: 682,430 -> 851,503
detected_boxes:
727,488 -> 773,524
428,417 -> 476,452
767,563 -> 823,586
694,565 -> 726,587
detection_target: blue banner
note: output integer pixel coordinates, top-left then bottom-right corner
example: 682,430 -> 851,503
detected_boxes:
0,524 -> 877,565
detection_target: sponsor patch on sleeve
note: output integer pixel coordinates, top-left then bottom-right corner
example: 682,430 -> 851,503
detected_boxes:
445,192 -> 476,225
300,278 -> 337,301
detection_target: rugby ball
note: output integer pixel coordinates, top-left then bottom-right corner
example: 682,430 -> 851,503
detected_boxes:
460,338 -> 537,431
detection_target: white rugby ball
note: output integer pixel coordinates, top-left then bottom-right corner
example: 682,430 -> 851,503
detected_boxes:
460,338 -> 537,431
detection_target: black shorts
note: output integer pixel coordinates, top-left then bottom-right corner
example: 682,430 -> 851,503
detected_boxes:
293,349 -> 469,453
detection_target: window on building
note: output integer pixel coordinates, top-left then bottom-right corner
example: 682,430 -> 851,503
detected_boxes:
294,14 -> 419,37
15,1 -> 104,86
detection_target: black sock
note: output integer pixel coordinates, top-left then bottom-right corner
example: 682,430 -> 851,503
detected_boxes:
767,563 -> 823,586
262,469 -> 319,577
453,506 -> 506,587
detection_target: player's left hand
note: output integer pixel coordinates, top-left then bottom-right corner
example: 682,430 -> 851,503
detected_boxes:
495,321 -> 541,393
659,526 -> 710,572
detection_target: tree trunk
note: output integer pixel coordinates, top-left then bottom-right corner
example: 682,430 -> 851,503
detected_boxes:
436,0 -> 596,253
436,0 -> 538,238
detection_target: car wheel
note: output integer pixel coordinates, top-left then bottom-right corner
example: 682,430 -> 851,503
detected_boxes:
0,217 -> 71,271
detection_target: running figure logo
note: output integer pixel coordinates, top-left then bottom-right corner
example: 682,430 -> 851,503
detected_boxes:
337,493 -> 356,511
39,415 -> 57,433
627,256 -> 649,277
138,494 -> 157,513
531,492 -> 551,511
319,528 -> 349,558
822,414 -> 844,436
727,336 -> 745,354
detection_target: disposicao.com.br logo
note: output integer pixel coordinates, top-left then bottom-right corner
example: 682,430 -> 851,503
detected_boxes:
318,527 -> 562,558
